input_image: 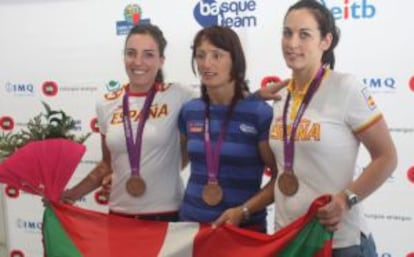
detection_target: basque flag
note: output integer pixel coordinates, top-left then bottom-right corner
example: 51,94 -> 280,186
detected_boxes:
43,196 -> 332,257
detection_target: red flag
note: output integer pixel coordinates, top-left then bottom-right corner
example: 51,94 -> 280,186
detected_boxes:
43,196 -> 332,257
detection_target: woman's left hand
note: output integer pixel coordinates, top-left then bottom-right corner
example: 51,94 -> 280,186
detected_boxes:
257,79 -> 289,101
316,193 -> 348,231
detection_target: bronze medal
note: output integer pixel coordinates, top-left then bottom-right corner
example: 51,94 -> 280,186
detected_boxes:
126,176 -> 146,197
278,172 -> 299,196
202,182 -> 223,206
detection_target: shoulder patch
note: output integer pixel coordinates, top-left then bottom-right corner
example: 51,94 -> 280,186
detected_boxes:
104,85 -> 127,101
361,87 -> 377,110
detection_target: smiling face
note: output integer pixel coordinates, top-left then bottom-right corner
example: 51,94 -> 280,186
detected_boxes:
194,39 -> 234,91
124,33 -> 164,92
282,8 -> 331,77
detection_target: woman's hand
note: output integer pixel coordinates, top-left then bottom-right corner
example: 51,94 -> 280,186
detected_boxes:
61,188 -> 79,204
100,174 -> 112,199
212,207 -> 244,228
316,193 -> 348,231
257,79 -> 289,101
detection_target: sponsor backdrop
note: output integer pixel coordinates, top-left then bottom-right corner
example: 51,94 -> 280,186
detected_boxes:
0,0 -> 413,256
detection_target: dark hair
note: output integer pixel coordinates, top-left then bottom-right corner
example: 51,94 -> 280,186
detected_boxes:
286,0 -> 340,69
191,25 -> 248,102
125,23 -> 167,83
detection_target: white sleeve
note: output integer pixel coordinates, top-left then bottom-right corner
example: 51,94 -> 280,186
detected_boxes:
343,74 -> 382,132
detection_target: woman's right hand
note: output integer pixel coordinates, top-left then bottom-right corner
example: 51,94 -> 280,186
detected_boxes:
212,206 -> 245,229
101,174 -> 112,189
316,193 -> 348,232
60,161 -> 113,204
61,188 -> 79,204
100,174 -> 112,199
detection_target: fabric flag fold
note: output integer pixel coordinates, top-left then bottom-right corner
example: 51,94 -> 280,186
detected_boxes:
43,195 -> 332,257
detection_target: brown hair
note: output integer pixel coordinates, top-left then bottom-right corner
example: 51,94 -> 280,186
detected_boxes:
125,23 -> 167,83
191,25 -> 248,102
286,0 -> 340,69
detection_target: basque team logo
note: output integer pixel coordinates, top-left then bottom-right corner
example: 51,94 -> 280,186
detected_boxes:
194,0 -> 218,27
193,0 -> 258,28
116,4 -> 151,35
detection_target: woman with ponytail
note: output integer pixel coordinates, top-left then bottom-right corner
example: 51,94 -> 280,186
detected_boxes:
268,0 -> 397,255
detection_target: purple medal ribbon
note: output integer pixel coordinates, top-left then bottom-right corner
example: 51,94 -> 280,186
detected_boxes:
122,85 -> 157,176
282,67 -> 325,172
204,98 -> 237,183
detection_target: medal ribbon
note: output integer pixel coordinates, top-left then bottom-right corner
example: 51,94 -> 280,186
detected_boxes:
122,85 -> 157,177
204,98 -> 237,183
283,67 -> 325,172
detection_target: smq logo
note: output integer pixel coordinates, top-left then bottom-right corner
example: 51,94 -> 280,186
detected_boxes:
194,0 -> 258,28
17,219 -> 42,233
5,82 -> 35,96
363,77 -> 396,93
319,0 -> 376,20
